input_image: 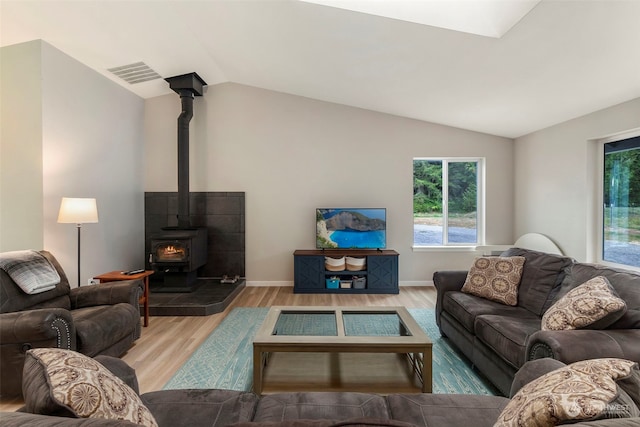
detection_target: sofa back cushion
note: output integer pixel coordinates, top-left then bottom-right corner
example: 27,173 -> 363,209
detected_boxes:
500,248 -> 574,316
559,263 -> 640,329
252,392 -> 390,422
0,251 -> 71,313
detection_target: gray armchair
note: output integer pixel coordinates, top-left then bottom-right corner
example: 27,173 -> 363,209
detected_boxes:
0,250 -> 142,397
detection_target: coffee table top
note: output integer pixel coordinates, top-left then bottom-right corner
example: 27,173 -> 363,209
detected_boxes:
254,306 -> 430,349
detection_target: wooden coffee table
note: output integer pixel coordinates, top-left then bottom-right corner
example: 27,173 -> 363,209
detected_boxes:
252,306 -> 432,394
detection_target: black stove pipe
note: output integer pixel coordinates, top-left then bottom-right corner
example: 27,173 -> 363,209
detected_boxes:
164,72 -> 207,229
177,90 -> 193,229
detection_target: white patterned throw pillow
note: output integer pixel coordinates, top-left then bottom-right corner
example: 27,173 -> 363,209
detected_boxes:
495,358 -> 639,427
541,276 -> 627,331
23,348 -> 158,427
462,256 -> 525,306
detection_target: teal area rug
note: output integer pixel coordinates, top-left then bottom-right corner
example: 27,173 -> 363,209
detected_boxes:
163,307 -> 497,395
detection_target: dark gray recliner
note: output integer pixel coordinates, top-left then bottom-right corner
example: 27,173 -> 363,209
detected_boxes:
0,250 -> 143,397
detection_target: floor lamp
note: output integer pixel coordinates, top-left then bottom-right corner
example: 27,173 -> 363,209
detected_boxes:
57,197 -> 99,287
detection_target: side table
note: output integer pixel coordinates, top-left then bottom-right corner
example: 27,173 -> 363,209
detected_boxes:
93,270 -> 153,327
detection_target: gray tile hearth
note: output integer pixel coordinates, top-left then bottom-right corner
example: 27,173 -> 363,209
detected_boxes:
147,278 -> 245,316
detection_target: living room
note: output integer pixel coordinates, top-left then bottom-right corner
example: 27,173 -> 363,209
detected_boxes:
1,1 -> 640,425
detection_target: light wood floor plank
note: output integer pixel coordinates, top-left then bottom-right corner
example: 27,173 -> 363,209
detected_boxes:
0,285 -> 436,412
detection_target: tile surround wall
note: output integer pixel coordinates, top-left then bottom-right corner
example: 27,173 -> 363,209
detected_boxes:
145,192 -> 245,278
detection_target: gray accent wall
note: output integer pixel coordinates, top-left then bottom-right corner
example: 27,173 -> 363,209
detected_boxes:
145,192 -> 245,278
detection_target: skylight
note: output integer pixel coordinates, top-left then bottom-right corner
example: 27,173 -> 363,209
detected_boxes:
301,0 -> 541,38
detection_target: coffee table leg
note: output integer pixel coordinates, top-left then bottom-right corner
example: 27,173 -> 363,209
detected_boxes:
422,349 -> 432,393
253,346 -> 263,394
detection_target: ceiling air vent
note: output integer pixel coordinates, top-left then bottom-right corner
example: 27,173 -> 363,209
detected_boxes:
107,62 -> 161,84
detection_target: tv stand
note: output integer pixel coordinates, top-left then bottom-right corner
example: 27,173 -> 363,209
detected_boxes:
293,249 -> 399,294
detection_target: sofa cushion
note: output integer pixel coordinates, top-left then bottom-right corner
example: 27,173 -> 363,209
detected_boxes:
561,263 -> 640,329
386,393 -> 509,427
93,355 -> 139,395
474,314 -> 540,369
500,248 -> 574,316
495,358 -> 640,426
141,389 -> 258,427
443,292 -> 531,334
541,276 -> 627,331
229,419 -> 418,427
252,392 -> 389,422
22,348 -> 157,427
462,256 -> 525,306
0,412 -> 143,426
71,304 -> 139,356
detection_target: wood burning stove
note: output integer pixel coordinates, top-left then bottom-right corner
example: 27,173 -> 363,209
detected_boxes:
150,227 -> 207,289
150,228 -> 207,271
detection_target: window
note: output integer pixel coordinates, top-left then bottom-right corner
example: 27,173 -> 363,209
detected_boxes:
413,158 -> 484,247
602,135 -> 640,268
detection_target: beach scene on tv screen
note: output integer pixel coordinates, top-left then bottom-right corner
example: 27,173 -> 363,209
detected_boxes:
316,208 -> 386,249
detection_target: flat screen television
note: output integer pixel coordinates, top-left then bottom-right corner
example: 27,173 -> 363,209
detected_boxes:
316,208 -> 386,249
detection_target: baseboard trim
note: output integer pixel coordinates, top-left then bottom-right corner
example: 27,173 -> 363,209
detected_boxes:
246,281 -> 293,287
401,280 -> 434,287
246,281 -> 435,287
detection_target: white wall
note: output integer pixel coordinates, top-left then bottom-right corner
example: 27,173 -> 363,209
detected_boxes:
0,41 -> 44,250
0,40 -> 146,286
145,83 -> 514,284
514,97 -> 640,262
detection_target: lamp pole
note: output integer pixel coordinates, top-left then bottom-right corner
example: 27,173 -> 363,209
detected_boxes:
76,223 -> 81,287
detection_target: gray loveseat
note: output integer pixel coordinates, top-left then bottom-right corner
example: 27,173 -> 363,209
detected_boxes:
3,354 -> 640,426
434,247 -> 640,396
0,250 -> 143,397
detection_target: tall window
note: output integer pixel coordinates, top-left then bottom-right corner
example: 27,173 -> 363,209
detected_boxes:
603,136 -> 640,268
413,158 -> 484,246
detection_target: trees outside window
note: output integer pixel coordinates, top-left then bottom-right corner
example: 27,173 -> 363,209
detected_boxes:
603,136 -> 640,268
413,158 -> 483,246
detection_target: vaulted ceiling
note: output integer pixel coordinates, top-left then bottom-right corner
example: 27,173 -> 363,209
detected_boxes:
2,0 -> 639,138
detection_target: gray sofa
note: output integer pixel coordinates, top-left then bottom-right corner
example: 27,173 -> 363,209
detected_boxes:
3,355 -> 640,426
433,247 -> 640,396
0,250 -> 143,397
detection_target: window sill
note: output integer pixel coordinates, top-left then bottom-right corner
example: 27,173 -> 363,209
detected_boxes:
412,246 -> 478,252
597,259 -> 640,274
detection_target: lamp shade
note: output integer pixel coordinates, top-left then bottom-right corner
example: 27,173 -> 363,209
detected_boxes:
57,198 -> 99,224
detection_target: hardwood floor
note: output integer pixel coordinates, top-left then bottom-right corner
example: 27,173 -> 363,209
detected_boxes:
0,285 -> 436,412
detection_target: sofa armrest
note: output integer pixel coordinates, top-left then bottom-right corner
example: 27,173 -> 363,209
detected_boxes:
0,309 -> 75,347
69,280 -> 143,309
526,329 -> 640,364
0,309 -> 76,396
432,270 -> 468,329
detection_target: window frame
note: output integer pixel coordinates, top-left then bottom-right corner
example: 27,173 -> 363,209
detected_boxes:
412,157 -> 485,251
596,130 -> 640,272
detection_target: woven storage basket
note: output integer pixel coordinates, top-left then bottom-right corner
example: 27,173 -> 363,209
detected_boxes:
325,256 -> 346,271
346,256 -> 366,271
